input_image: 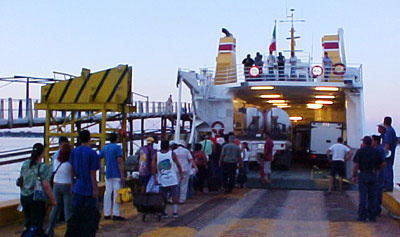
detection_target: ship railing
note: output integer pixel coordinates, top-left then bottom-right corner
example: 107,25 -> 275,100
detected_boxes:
0,98 -> 191,128
206,62 -> 362,85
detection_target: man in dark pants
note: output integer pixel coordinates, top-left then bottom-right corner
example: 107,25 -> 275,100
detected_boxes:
371,135 -> 386,216
219,136 -> 242,193
352,136 -> 384,222
381,117 -> 397,192
66,130 -> 100,236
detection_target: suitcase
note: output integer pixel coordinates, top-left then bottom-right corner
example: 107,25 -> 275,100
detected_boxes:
207,176 -> 221,192
133,192 -> 167,221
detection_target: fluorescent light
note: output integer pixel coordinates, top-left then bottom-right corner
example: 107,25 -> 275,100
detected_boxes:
267,100 -> 286,104
277,105 -> 291,108
260,94 -> 281,99
307,103 -> 323,109
289,116 -> 303,121
314,95 -> 335,99
250,86 -> 274,90
273,103 -> 288,106
315,100 -> 333,105
314,87 -> 339,91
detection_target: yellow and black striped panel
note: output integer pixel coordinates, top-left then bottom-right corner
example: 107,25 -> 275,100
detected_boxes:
41,65 -> 132,104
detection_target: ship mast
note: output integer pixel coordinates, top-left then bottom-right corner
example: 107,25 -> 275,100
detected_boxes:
280,9 -> 304,55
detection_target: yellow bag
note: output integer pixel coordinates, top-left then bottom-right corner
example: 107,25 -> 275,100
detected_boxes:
116,187 -> 132,204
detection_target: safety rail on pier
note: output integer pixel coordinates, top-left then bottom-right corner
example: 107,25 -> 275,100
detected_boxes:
0,98 -> 191,129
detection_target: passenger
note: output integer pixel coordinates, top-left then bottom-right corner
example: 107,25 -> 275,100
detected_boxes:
99,133 -> 126,221
381,116 -> 397,192
326,137 -> 352,194
289,52 -> 297,78
193,143 -> 208,193
200,133 -> 213,158
371,135 -> 386,217
65,130 -> 100,236
266,51 -> 276,75
50,136 -> 69,172
255,52 -> 264,75
241,142 -> 250,174
351,136 -> 383,222
166,94 -> 173,113
138,137 -> 156,192
152,140 -> 183,218
210,142 -> 223,187
219,136 -> 242,193
19,143 -> 56,236
322,52 -> 332,81
277,52 -> 285,80
262,133 -> 274,184
174,140 -> 197,204
242,54 -> 255,78
46,143 -> 73,236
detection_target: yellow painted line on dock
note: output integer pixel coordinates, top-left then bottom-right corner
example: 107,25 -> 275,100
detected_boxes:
383,190 -> 400,218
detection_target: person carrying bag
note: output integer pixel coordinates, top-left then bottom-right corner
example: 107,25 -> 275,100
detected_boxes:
18,143 -> 56,237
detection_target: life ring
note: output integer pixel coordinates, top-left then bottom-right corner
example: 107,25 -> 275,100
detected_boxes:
311,65 -> 323,78
249,66 -> 260,78
211,121 -> 225,135
332,63 -> 346,75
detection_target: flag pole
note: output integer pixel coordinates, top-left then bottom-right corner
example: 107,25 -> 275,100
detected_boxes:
274,20 -> 277,58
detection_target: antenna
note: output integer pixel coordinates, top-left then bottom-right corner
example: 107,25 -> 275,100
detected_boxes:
280,9 -> 305,55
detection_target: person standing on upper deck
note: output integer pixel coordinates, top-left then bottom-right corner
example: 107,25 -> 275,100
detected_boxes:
326,137 -> 352,194
255,52 -> 263,75
381,116 -> 397,192
323,52 -> 332,81
277,52 -> 285,80
352,136 -> 383,222
267,51 -> 276,75
242,54 -> 255,79
289,52 -> 297,78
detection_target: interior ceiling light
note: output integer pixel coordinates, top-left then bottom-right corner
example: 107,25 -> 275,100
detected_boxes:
273,103 -> 288,106
289,116 -> 303,121
267,100 -> 286,104
315,100 -> 334,105
260,94 -> 281,99
314,87 -> 339,91
314,95 -> 335,99
307,103 -> 323,109
250,86 -> 274,90
277,105 -> 291,108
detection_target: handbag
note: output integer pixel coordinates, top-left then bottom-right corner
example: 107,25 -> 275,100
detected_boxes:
116,187 -> 132,204
33,164 -> 49,202
50,161 -> 63,187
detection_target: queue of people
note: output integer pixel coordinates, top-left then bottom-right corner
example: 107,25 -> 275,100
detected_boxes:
326,116 -> 397,222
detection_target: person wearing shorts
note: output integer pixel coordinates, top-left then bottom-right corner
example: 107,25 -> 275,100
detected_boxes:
326,137 -> 352,193
262,134 -> 274,184
152,141 -> 183,218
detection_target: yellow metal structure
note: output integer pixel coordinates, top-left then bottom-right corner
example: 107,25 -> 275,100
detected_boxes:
35,65 -> 135,181
322,35 -> 343,82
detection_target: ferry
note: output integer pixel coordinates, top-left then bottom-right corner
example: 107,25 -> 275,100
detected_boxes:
178,13 -> 364,181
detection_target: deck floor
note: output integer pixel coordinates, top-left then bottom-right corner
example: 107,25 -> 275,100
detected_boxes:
1,188 -> 399,237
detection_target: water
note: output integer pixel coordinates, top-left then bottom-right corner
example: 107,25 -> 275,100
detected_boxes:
1,138 -> 399,202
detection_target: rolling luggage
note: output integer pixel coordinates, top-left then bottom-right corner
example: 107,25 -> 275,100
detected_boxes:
133,192 -> 167,221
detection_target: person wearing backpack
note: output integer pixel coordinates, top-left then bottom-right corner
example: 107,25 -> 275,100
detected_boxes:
18,143 -> 56,236
138,137 -> 156,192
46,143 -> 73,236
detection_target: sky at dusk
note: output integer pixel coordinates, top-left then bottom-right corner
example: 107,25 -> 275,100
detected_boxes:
0,0 -> 399,135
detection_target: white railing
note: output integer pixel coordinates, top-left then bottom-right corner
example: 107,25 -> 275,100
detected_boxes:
205,62 -> 362,85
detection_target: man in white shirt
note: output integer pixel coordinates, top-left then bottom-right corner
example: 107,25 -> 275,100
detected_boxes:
326,137 -> 352,193
173,140 -> 198,204
266,51 -> 276,75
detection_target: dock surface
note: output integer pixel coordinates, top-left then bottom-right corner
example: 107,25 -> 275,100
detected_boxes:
2,189 -> 399,236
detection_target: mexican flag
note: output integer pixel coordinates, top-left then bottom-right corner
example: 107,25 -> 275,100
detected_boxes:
269,24 -> 276,53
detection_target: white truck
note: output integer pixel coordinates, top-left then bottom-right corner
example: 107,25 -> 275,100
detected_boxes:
309,122 -> 343,162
